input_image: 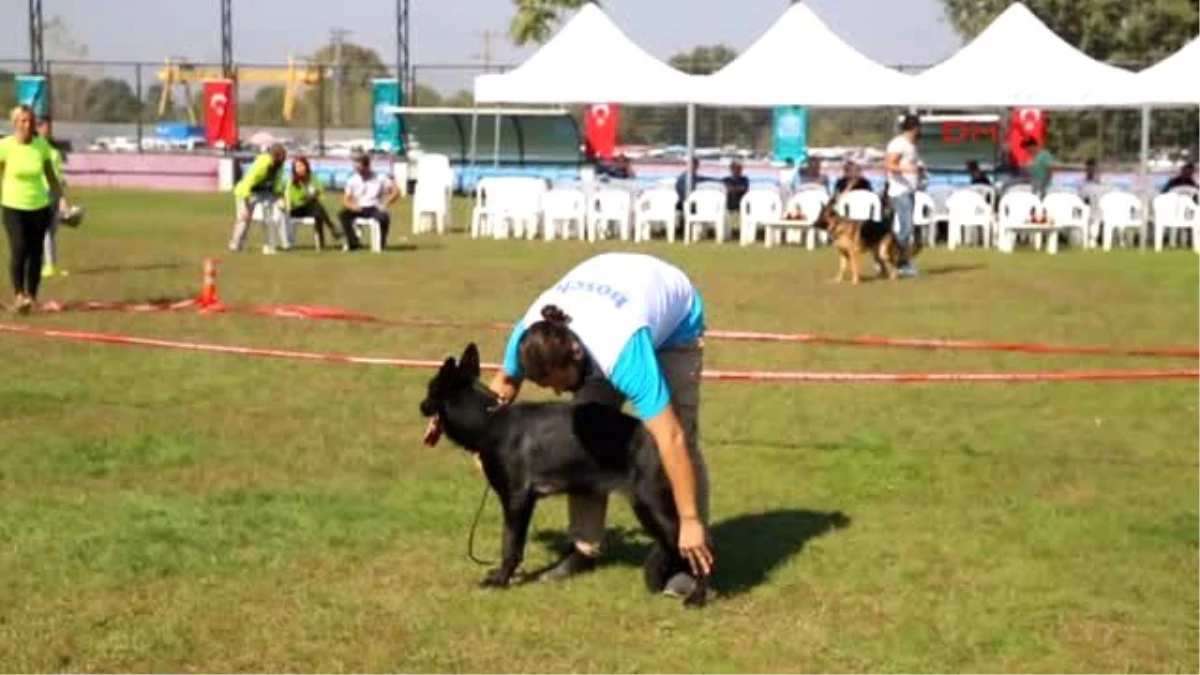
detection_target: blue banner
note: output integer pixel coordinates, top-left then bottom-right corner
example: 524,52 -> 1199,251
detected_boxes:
371,79 -> 403,153
16,75 -> 48,118
771,106 -> 808,164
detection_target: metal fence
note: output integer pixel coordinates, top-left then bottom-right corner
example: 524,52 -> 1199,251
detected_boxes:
1,58 -> 1195,167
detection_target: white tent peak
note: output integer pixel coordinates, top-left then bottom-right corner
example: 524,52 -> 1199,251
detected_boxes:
912,2 -> 1137,108
696,0 -> 914,106
473,2 -> 696,104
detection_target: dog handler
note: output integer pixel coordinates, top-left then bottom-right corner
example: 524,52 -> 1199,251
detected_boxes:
0,105 -> 70,313
430,252 -> 714,596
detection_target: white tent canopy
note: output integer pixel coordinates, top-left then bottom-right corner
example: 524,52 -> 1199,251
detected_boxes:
910,3 -> 1138,109
1136,38 -> 1200,107
473,3 -> 697,105
694,2 -> 915,107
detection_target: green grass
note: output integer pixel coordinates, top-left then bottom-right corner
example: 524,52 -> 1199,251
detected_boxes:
0,188 -> 1196,672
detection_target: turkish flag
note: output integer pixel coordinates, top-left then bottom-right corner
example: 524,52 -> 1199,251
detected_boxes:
1008,108 -> 1046,166
203,79 -> 238,149
584,104 -> 619,160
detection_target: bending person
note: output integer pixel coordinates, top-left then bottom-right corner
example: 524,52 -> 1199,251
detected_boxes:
431,252 -> 714,597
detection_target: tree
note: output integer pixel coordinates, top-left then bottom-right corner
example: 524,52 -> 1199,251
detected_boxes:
85,78 -> 141,122
508,0 -> 593,46
0,70 -> 15,113
937,0 -> 1199,161
301,41 -> 391,128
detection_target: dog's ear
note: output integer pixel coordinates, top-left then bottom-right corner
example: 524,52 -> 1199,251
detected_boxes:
459,343 -> 481,379
439,356 -> 456,376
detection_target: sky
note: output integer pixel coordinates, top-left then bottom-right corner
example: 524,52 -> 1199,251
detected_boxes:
1,0 -> 963,93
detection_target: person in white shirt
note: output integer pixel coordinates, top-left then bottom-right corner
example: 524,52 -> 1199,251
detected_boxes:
885,115 -> 922,276
423,253 -> 714,599
339,154 -> 398,250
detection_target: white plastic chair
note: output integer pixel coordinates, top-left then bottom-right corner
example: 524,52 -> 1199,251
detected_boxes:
352,217 -> 384,253
541,187 -> 587,241
683,190 -> 728,244
587,188 -> 634,241
1153,192 -> 1200,253
945,189 -> 994,250
1097,191 -> 1146,251
739,188 -> 783,246
835,189 -> 882,221
913,191 -> 937,247
1042,191 -> 1091,249
997,192 -> 1052,253
966,183 -> 998,209
282,190 -> 320,251
766,191 -> 828,249
412,153 -> 453,235
475,177 -> 545,239
633,188 -> 679,243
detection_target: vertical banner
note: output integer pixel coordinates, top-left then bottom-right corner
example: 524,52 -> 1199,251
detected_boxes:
16,75 -> 48,118
772,106 -> 808,163
372,78 -> 403,152
202,79 -> 237,149
1007,108 -> 1046,166
584,104 -> 620,159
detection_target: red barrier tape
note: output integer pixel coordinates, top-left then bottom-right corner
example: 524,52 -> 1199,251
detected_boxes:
3,322 -> 1196,384
34,299 -> 1200,361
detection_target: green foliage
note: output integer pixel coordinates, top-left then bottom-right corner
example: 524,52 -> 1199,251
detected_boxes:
508,0 -> 595,46
84,77 -> 141,123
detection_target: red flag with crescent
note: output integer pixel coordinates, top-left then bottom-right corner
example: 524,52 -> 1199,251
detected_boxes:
203,79 -> 238,149
584,104 -> 620,160
1008,108 -> 1046,166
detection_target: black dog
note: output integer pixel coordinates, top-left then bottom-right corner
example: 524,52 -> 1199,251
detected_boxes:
419,343 -> 710,607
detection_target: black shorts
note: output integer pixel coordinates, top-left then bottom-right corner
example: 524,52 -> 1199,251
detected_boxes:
289,202 -> 320,219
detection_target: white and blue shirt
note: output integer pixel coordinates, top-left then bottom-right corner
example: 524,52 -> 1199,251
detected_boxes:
503,253 -> 705,420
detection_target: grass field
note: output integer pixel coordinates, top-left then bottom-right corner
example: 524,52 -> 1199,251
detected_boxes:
0,188 -> 1197,672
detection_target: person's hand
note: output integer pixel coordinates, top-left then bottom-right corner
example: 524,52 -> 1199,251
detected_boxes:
423,417 -> 442,447
58,196 -> 70,214
678,516 -> 713,577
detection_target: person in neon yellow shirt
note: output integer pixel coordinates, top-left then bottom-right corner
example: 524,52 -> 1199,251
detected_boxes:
0,105 -> 71,314
37,116 -> 72,278
229,143 -> 287,254
283,156 -> 339,250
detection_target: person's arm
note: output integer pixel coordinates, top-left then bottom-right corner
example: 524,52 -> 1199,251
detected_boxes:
384,177 -> 401,208
610,329 -> 713,576
489,321 -> 527,403
41,142 -> 68,210
342,180 -> 358,211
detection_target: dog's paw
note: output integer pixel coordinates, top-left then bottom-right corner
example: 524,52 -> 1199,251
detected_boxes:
479,569 -> 511,589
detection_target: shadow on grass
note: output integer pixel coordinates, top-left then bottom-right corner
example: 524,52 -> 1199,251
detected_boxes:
72,261 -> 186,276
532,508 -> 851,597
921,263 -> 987,276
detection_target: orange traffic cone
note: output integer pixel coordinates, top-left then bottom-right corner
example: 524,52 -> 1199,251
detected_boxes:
197,257 -> 219,307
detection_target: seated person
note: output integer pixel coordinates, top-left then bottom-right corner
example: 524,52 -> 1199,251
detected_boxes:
965,160 -> 992,186
1162,161 -> 1197,193
285,156 -> 339,249
1077,157 -> 1107,207
675,157 -> 714,210
723,160 -> 749,212
339,154 -> 399,250
832,161 -> 873,193
1024,138 -> 1055,196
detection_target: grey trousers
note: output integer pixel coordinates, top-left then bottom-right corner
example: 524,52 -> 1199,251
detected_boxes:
568,338 -> 709,551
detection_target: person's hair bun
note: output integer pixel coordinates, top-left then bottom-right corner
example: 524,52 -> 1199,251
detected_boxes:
540,304 -> 572,325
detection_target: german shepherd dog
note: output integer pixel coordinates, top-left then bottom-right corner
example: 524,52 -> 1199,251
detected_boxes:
419,343 -> 710,608
814,190 -> 920,284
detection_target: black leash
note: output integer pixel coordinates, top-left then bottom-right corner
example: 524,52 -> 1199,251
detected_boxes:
466,481 -> 495,566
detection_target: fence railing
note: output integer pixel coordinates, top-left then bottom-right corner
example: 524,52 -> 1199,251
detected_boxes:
1,58 -> 1195,166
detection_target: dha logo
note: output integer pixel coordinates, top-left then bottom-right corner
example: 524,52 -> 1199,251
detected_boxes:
554,279 -> 630,309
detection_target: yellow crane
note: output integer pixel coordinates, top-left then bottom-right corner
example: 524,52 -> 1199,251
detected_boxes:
155,57 -> 325,122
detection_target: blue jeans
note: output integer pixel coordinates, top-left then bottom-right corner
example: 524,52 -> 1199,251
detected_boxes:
891,191 -> 915,250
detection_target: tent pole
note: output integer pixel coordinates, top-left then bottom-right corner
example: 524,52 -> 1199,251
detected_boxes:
468,107 -> 479,167
1139,105 -> 1150,250
493,112 -> 502,167
686,103 -> 696,195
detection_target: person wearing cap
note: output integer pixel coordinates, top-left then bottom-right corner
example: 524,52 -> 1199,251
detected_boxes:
229,143 -> 287,254
885,114 -> 923,277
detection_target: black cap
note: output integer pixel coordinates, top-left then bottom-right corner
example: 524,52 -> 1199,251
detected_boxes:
900,114 -> 920,131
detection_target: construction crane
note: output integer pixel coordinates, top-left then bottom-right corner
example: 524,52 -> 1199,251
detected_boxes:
155,57 -> 325,122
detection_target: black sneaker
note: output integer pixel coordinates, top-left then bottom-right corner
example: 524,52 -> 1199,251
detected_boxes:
536,548 -> 597,582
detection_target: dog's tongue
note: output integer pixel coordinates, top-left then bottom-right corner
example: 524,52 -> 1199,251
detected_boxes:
423,417 -> 443,447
